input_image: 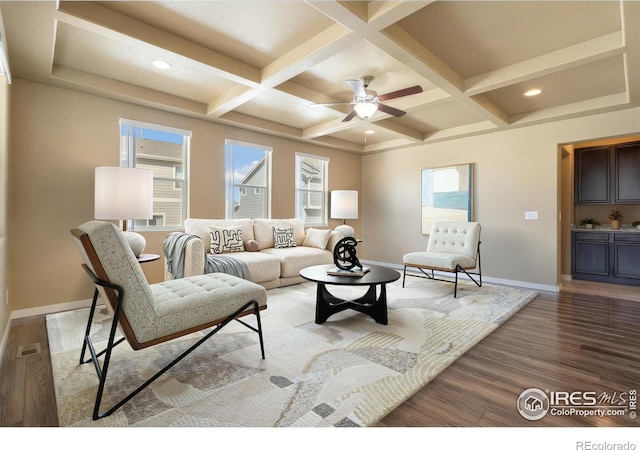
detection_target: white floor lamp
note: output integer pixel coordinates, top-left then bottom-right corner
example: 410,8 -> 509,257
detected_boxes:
331,190 -> 358,237
94,166 -> 154,257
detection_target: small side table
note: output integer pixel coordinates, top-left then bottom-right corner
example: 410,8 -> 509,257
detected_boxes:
137,253 -> 160,264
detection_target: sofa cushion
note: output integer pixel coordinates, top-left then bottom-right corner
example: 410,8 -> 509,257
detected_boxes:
218,251 -> 281,283
151,273 -> 267,342
185,218 -> 254,251
273,226 -> 296,248
253,218 -> 304,250
302,228 -> 332,249
403,251 -> 477,271
209,226 -> 244,254
261,246 -> 333,278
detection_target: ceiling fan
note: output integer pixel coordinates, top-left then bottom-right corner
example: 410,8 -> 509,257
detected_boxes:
311,76 -> 423,122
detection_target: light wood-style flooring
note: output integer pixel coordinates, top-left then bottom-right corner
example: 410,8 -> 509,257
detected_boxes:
1,279 -> 639,427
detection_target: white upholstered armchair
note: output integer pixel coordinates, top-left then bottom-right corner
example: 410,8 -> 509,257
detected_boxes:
71,221 -> 268,420
402,221 -> 482,297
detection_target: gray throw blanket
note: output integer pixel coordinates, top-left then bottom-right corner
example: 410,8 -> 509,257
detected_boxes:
163,232 -> 250,280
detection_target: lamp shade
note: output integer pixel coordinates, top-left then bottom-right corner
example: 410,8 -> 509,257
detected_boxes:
331,190 -> 358,220
95,167 -> 153,220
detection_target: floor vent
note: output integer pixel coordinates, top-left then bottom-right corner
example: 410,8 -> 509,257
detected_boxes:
17,343 -> 41,358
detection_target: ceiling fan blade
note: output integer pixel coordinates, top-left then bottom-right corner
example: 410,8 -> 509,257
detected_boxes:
377,103 -> 406,118
346,79 -> 367,98
378,85 -> 423,102
341,109 -> 358,122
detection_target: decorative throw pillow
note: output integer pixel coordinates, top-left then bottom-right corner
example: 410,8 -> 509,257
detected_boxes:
209,226 -> 244,254
273,226 -> 296,249
302,228 -> 332,249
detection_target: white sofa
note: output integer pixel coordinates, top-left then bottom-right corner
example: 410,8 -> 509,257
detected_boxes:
164,218 -> 344,289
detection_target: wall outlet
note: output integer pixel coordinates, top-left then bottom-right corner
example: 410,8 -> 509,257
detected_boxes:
524,211 -> 539,220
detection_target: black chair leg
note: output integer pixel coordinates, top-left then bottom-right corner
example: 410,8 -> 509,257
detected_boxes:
454,270 -> 459,298
402,265 -> 407,287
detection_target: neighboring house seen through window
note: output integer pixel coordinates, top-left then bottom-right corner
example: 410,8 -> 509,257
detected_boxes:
225,139 -> 272,219
295,153 -> 328,227
120,118 -> 190,231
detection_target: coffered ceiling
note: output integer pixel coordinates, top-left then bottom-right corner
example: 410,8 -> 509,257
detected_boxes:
1,1 -> 639,153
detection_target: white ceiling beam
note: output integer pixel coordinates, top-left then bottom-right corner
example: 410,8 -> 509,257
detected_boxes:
465,32 -> 625,96
372,120 -> 423,142
510,92 -> 629,126
309,135 -> 364,153
207,85 -> 260,117
220,111 -> 303,138
423,121 -> 499,143
380,24 -> 510,127
621,0 -> 640,105
260,23 -> 355,87
51,65 -> 208,114
362,137 -> 416,153
303,118 -> 360,139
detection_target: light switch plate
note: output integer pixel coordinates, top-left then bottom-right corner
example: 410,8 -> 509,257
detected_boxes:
524,211 -> 539,220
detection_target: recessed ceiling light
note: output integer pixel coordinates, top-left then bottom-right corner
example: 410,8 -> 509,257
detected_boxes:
364,129 -> 375,135
152,59 -> 171,70
524,88 -> 542,97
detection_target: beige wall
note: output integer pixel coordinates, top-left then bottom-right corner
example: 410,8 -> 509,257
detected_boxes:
0,77 -> 9,347
361,106 -> 640,289
7,77 -> 640,312
7,79 -> 360,311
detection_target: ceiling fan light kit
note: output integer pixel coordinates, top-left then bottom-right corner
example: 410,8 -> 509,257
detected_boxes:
354,102 -> 378,119
310,75 -> 423,123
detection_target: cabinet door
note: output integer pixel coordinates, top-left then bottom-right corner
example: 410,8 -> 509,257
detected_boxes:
575,146 -> 610,203
614,142 -> 640,203
614,234 -> 640,280
574,240 -> 609,276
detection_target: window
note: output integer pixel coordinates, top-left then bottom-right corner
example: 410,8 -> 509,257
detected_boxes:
120,119 -> 190,230
295,153 -> 328,226
225,139 -> 272,219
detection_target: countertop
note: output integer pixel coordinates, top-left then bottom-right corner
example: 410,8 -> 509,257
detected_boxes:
573,226 -> 640,233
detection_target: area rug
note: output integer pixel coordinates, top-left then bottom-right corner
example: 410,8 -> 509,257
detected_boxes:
46,276 -> 538,427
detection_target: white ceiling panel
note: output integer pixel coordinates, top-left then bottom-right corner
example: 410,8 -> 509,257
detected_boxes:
1,0 -> 638,153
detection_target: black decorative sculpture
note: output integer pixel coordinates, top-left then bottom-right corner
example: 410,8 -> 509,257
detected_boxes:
333,237 -> 362,271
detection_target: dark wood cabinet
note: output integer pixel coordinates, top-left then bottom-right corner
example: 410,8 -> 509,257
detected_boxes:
572,231 -> 640,286
575,146 -> 610,203
573,232 -> 609,277
613,233 -> 640,280
575,141 -> 640,204
614,142 -> 640,203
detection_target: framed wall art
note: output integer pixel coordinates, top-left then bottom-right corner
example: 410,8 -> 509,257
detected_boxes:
421,163 -> 473,234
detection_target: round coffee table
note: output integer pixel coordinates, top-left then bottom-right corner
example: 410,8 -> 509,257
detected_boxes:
299,264 -> 400,325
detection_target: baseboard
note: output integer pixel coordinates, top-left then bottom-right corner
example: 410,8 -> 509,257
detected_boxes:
0,297 -> 96,370
362,259 -> 560,293
9,297 -> 97,320
0,318 -> 9,369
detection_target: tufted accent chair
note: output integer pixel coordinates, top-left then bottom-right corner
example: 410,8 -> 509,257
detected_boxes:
402,221 -> 481,297
71,221 -> 267,420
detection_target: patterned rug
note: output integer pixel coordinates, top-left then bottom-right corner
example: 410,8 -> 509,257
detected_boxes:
46,275 -> 537,427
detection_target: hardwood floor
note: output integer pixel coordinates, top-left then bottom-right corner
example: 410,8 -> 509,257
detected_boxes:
0,315 -> 57,426
1,279 -> 639,427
